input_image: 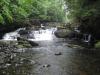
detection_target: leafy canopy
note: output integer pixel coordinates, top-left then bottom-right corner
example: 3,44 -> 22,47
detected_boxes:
0,0 -> 67,24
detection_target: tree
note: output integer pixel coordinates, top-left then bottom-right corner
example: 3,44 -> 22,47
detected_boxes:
65,0 -> 100,39
0,0 -> 67,24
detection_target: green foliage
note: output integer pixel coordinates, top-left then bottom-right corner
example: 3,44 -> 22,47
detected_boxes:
95,41 -> 100,49
65,0 -> 100,40
65,0 -> 100,22
0,0 -> 67,24
3,5 -> 13,23
0,14 -> 4,24
0,0 -> 13,23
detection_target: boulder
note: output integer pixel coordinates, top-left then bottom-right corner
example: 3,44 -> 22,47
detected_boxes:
18,28 -> 35,39
18,30 -> 29,35
28,40 -> 38,46
54,29 -> 71,38
17,37 -> 38,47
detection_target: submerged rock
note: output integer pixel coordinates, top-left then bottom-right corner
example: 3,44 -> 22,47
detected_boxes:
43,64 -> 51,68
67,44 -> 84,49
55,52 -> 62,56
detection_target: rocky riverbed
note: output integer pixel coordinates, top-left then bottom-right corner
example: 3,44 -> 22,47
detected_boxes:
0,39 -> 100,75
0,28 -> 100,75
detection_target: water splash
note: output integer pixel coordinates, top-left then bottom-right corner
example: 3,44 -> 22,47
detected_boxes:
3,28 -> 57,41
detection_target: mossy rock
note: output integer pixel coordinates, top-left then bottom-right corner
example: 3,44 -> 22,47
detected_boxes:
95,41 -> 100,49
54,29 -> 71,38
17,44 -> 32,48
67,44 -> 84,49
17,45 -> 24,48
17,37 -> 38,48
18,40 -> 28,45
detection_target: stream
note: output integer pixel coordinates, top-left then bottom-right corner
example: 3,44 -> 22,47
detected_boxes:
0,28 -> 100,75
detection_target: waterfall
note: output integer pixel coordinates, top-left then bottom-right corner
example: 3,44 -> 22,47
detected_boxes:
2,28 -> 57,41
2,28 -> 25,40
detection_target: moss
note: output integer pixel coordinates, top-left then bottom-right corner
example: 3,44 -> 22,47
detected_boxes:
17,41 -> 32,48
95,41 -> 100,48
22,44 -> 32,48
17,45 -> 24,48
17,44 -> 32,48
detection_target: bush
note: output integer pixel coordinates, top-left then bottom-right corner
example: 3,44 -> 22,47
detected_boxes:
95,41 -> 100,48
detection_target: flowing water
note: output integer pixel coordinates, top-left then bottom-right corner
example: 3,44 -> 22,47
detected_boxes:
3,28 -> 57,41
1,28 -> 100,75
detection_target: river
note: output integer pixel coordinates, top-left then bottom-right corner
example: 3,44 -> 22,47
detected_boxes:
0,28 -> 100,75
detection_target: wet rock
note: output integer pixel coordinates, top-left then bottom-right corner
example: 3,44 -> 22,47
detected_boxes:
5,63 -> 11,67
20,58 -> 36,65
55,52 -> 62,56
28,40 -> 38,46
18,29 -> 29,35
15,63 -> 21,67
0,57 -> 4,64
18,28 -> 33,39
43,64 -> 51,68
17,37 -> 38,47
30,60 -> 36,64
54,29 -> 71,38
0,41 -> 18,66
67,44 -> 84,49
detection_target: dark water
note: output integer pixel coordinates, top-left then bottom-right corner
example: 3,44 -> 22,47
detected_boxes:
1,28 -> 100,75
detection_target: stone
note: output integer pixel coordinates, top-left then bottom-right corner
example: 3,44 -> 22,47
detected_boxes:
28,40 -> 38,46
67,44 -> 84,49
18,30 -> 29,35
55,52 -> 62,56
17,37 -> 38,47
43,64 -> 51,68
54,29 -> 71,38
30,60 -> 36,64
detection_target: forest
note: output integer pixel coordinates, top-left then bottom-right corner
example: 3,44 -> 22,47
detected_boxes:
0,0 -> 67,23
